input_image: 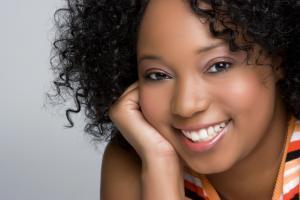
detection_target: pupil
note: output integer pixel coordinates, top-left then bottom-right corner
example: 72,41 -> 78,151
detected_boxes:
217,63 -> 227,70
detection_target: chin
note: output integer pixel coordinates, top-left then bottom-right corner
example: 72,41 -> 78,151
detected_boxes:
186,155 -> 237,175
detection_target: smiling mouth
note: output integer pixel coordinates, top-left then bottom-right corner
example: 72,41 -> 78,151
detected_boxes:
180,120 -> 231,143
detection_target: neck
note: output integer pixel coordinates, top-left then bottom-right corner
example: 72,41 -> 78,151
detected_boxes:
207,99 -> 289,200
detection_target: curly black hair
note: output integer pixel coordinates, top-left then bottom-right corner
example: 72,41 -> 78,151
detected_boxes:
50,0 -> 300,143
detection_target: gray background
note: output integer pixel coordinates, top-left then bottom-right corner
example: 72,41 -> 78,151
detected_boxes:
0,0 -> 107,199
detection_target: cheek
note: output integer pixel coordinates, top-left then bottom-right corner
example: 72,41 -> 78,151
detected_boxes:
216,71 -> 276,116
139,85 -> 171,126
228,78 -> 263,109
213,69 -> 277,155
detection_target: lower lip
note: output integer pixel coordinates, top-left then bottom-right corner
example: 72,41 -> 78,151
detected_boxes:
180,121 -> 231,153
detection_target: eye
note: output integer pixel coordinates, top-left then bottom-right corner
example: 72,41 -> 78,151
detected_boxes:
144,71 -> 172,81
206,62 -> 232,73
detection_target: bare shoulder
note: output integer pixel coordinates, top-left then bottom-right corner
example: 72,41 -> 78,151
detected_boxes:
100,139 -> 142,200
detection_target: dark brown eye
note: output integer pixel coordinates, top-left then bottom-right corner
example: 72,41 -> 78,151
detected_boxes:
207,62 -> 232,73
145,72 -> 172,81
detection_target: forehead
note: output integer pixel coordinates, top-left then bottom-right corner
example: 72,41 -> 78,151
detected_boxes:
137,0 -> 221,57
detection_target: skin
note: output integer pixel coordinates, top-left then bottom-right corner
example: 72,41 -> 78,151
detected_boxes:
105,0 -> 289,199
135,0 -> 288,199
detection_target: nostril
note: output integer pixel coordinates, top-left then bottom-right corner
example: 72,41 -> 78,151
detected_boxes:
171,97 -> 210,118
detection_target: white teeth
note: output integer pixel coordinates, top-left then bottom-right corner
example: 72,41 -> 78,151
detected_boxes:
182,130 -> 191,138
214,124 -> 221,132
181,121 -> 228,142
207,127 -> 215,136
199,129 -> 208,139
191,132 -> 200,141
220,122 -> 226,128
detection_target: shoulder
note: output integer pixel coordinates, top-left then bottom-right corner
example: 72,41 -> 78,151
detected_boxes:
100,139 -> 142,200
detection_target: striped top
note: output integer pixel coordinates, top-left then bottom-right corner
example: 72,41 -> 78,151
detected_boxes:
184,117 -> 300,200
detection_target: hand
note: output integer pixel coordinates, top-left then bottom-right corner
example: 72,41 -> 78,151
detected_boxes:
109,82 -> 185,200
109,82 -> 178,162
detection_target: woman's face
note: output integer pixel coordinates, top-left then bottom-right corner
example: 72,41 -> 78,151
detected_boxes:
137,0 -> 284,174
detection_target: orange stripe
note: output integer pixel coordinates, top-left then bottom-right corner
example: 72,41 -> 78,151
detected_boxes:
184,180 -> 208,199
287,140 -> 300,152
272,117 -> 295,200
201,176 -> 221,200
283,183 -> 299,200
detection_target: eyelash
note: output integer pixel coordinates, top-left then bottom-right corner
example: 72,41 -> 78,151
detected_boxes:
144,71 -> 172,81
144,61 -> 233,81
206,61 -> 232,73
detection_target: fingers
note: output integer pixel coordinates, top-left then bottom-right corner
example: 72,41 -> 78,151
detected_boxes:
108,81 -> 178,160
109,81 -> 140,119
120,81 -> 139,98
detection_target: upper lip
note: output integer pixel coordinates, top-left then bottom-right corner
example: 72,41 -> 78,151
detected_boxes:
174,119 -> 230,132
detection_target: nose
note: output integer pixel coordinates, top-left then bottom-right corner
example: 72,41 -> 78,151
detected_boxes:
171,78 -> 210,118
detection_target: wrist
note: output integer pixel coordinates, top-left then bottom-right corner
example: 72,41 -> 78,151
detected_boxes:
142,148 -> 179,162
141,157 -> 185,200
143,154 -> 182,171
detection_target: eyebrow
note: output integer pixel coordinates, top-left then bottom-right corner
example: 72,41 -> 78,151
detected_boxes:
137,42 -> 226,65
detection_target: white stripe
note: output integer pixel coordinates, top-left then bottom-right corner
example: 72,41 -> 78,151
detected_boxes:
284,163 -> 300,177
283,177 -> 300,194
290,131 -> 300,142
184,172 -> 203,188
